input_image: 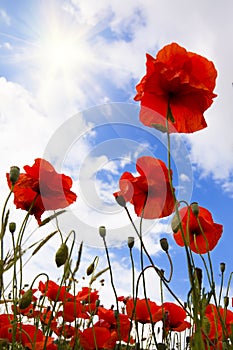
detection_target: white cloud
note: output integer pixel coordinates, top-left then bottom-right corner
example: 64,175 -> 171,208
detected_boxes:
0,8 -> 11,26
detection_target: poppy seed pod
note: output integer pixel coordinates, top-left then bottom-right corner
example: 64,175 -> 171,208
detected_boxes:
171,214 -> 180,233
115,195 -> 126,208
127,236 -> 134,249
99,226 -> 106,238
55,243 -> 69,267
18,289 -> 33,310
191,202 -> 199,217
220,262 -> 226,273
9,166 -> 20,185
160,238 -> 169,252
9,222 -> 16,234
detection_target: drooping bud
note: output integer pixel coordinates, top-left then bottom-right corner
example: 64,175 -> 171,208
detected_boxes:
9,222 -> 16,234
171,214 -> 180,233
9,166 -> 20,185
191,202 -> 199,217
55,243 -> 69,267
115,195 -> 126,208
18,289 -> 33,310
86,262 -> 95,276
99,226 -> 106,238
127,236 -> 134,249
220,262 -> 226,273
160,238 -> 169,252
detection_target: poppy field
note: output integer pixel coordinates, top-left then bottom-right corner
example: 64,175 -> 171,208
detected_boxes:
0,43 -> 231,350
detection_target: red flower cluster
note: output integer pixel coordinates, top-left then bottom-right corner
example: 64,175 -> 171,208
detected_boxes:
121,297 -> 190,331
202,304 -> 233,349
7,158 -> 77,224
114,156 -> 175,219
134,42 -> 217,133
172,205 -> 223,254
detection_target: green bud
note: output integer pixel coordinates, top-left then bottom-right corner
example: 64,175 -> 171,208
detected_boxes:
55,243 -> 69,267
115,195 -> 126,208
171,214 -> 180,233
195,267 -> 202,290
127,236 -> 134,249
191,202 -> 199,217
99,226 -> 106,238
9,166 -> 20,185
9,222 -> 16,234
86,262 -> 95,276
224,296 -> 229,308
18,289 -> 33,310
220,262 -> 226,273
160,238 -> 169,252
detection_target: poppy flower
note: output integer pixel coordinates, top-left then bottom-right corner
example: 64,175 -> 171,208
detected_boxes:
125,298 -> 162,324
7,158 -> 77,224
114,156 -> 175,219
38,280 -> 74,303
173,206 -> 223,254
78,326 -> 111,350
162,302 -> 191,332
134,42 -> 217,133
204,304 -> 233,341
96,306 -> 131,343
76,286 -> 99,304
61,300 -> 90,322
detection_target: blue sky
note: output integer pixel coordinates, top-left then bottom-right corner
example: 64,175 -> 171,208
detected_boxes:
0,0 -> 233,305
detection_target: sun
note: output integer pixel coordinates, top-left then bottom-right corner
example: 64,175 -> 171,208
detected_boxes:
33,8 -> 93,79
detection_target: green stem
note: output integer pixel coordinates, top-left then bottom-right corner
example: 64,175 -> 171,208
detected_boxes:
102,235 -> 121,345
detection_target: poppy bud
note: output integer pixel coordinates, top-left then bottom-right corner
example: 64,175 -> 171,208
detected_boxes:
99,226 -> 106,238
171,214 -> 180,233
191,202 -> 199,217
9,166 -> 20,185
160,238 -> 169,252
220,262 -> 226,273
195,267 -> 202,290
127,236 -> 134,249
9,222 -> 16,234
224,296 -> 229,308
115,195 -> 126,208
18,289 -> 33,310
86,262 -> 95,276
55,243 -> 69,267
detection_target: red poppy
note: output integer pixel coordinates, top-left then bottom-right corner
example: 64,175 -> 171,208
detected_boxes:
173,206 -> 223,254
162,302 -> 191,332
0,323 -> 57,349
78,326 -> 111,350
38,280 -> 74,303
0,313 -> 14,328
7,158 -> 77,224
134,42 -> 217,133
52,324 -> 76,339
96,306 -> 131,343
204,304 -> 233,341
76,286 -> 99,304
125,298 -> 162,324
12,303 -> 40,318
114,156 -> 175,219
61,300 -> 90,322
